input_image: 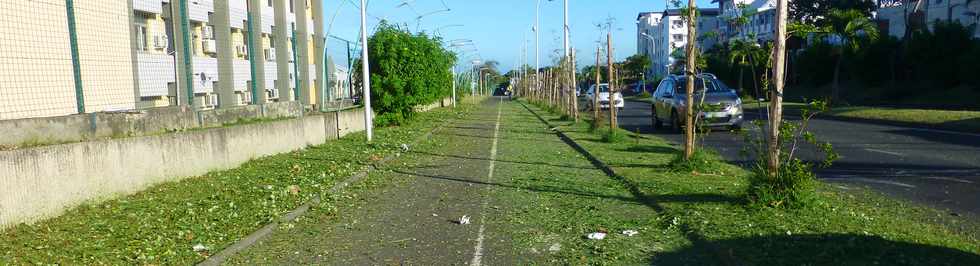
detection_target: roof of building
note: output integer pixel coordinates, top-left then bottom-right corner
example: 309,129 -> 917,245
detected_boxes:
664,8 -> 720,16
638,7 -> 722,21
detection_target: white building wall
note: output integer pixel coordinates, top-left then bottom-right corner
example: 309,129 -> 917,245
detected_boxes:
136,53 -> 177,97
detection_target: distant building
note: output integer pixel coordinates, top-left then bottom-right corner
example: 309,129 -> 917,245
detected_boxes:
637,8 -> 721,79
0,0 -> 327,121
876,0 -> 980,39
716,0 -> 778,42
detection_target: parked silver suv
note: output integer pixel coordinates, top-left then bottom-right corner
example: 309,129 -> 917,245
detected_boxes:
651,74 -> 744,132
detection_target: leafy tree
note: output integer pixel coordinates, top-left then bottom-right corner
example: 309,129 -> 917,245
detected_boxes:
366,21 -> 456,125
822,9 -> 880,102
789,0 -> 876,25
621,54 -> 651,84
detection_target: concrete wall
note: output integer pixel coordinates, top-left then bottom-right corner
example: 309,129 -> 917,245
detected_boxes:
0,105 -> 372,229
0,102 -> 303,148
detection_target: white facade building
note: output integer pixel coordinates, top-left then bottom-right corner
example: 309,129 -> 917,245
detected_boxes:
877,0 -> 980,39
716,0 -> 778,43
637,8 -> 721,78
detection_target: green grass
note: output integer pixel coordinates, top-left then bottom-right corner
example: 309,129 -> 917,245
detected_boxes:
517,100 -> 980,264
0,104 -> 475,265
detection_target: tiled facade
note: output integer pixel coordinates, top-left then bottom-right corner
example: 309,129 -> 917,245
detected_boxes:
0,0 -> 325,120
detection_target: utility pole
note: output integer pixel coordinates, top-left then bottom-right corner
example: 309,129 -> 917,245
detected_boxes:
359,0 -> 373,141
535,0 -> 541,95
683,0 -> 698,159
607,32 -> 617,129
769,0 -> 788,177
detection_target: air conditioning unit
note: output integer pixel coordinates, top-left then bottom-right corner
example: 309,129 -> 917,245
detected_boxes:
153,35 -> 169,49
202,25 -> 214,40
203,39 -> 217,54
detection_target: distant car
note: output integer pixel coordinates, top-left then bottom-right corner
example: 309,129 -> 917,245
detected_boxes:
585,83 -> 624,110
650,73 -> 744,132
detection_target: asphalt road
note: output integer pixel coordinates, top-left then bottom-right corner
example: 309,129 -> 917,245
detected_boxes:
613,99 -> 980,219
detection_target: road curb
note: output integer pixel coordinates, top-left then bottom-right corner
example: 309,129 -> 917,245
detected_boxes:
197,112 -> 458,266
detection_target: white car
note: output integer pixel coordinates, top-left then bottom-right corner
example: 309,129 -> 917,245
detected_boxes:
585,83 -> 624,110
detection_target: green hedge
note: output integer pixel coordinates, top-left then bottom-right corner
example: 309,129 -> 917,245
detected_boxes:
367,21 -> 456,125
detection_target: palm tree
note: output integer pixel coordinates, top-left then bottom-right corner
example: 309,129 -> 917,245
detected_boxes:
727,39 -> 765,98
824,9 -> 880,103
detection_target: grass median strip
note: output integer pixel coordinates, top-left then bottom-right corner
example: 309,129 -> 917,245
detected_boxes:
0,104 -> 474,265
517,100 -> 979,264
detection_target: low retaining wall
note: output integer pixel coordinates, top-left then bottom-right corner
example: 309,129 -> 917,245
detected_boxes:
0,102 -> 304,148
0,107 -> 366,229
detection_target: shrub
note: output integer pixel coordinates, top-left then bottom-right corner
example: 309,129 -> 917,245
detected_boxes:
599,128 -> 625,143
366,21 -> 456,126
668,149 -> 722,174
742,100 -> 838,208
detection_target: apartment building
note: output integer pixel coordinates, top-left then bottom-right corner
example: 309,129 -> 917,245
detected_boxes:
715,0 -> 778,42
877,0 -> 980,38
0,0 -> 326,120
637,8 -> 720,78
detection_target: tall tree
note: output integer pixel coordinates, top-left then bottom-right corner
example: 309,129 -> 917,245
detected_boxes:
683,0 -> 698,160
789,0 -> 876,25
769,0 -> 789,178
824,9 -> 880,102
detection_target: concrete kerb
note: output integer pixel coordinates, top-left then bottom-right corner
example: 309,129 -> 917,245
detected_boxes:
197,111 -> 458,266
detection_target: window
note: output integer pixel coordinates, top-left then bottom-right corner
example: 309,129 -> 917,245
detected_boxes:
135,23 -> 148,51
268,0 -> 273,7
290,0 -> 294,13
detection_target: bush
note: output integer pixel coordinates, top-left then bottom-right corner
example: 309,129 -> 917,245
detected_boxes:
599,128 -> 625,143
747,158 -> 817,208
367,21 -> 456,126
668,149 -> 723,174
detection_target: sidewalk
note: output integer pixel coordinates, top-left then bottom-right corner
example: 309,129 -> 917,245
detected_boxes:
230,98 -> 515,264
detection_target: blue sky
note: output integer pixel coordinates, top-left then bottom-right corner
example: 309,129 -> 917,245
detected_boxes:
324,0 -> 717,71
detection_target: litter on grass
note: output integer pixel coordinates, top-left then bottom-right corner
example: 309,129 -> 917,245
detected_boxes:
458,215 -> 471,225
401,144 -> 410,152
192,243 -> 208,252
587,232 -> 607,240
622,230 -> 639,237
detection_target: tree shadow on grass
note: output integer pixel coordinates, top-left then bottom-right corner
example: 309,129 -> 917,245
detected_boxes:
652,233 -> 980,265
618,145 -> 677,154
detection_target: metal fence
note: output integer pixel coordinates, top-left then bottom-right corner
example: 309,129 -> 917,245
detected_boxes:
0,0 -> 352,121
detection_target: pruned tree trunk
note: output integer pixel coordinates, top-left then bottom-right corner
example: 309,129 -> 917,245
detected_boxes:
594,46 -> 601,126
607,32 -> 618,130
571,51 -> 579,122
683,0 -> 698,160
768,0 -> 789,178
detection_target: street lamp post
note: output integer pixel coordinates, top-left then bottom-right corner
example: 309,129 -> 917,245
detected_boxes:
359,0 -> 373,141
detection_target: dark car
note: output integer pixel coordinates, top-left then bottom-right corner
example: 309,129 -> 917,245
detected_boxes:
650,73 -> 744,132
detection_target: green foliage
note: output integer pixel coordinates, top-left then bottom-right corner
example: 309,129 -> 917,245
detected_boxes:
743,100 -> 838,208
598,128 -> 625,143
621,54 -> 652,84
790,21 -> 980,106
789,0 -> 876,25
668,149 -> 722,174
367,21 -> 456,126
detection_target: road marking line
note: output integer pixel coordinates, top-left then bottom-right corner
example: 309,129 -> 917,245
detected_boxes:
864,148 -> 905,157
471,98 -> 502,266
842,177 -> 917,188
922,176 -> 975,184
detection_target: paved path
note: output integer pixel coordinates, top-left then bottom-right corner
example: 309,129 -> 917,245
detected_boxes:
615,99 -> 980,219
232,99 -> 576,265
